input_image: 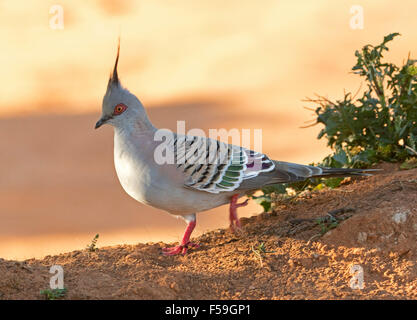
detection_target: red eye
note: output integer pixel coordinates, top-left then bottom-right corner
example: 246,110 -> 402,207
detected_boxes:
113,103 -> 127,115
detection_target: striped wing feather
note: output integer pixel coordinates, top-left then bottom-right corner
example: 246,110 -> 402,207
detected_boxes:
172,134 -> 275,194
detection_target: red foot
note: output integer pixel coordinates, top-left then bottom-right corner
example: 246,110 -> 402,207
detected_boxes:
162,220 -> 199,256
162,242 -> 200,256
229,194 -> 248,233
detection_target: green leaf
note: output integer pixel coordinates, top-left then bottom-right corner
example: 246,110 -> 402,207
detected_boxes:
253,196 -> 272,212
382,32 -> 401,45
332,149 -> 348,165
400,158 -> 417,170
259,200 -> 271,213
407,65 -> 417,76
323,177 -> 344,188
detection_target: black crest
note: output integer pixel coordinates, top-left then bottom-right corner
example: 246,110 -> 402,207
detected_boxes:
107,38 -> 120,89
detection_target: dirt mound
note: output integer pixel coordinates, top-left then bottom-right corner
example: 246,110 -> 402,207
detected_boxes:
1,164 -> 416,300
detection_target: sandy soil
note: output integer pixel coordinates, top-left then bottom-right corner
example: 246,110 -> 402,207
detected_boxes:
1,163 -> 416,300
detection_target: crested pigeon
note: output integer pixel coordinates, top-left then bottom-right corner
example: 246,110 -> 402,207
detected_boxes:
95,43 -> 377,255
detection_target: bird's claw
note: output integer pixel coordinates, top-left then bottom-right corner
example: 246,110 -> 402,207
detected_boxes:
162,242 -> 200,256
229,223 -> 244,235
235,198 -> 249,208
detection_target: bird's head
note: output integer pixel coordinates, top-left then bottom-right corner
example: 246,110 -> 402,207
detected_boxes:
95,40 -> 152,132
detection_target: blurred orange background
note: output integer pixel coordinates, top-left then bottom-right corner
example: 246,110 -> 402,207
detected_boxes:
1,0 -> 417,260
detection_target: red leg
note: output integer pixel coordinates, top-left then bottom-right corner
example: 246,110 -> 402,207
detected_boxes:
162,219 -> 200,256
229,194 -> 248,233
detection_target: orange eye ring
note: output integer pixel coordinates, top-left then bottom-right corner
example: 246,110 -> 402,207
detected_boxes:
113,103 -> 127,115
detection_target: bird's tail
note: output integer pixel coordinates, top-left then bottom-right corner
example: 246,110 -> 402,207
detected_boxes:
272,161 -> 381,183
314,167 -> 381,178
238,161 -> 381,190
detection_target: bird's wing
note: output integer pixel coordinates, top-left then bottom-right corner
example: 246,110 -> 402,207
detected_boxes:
236,161 -> 323,190
166,133 -> 275,194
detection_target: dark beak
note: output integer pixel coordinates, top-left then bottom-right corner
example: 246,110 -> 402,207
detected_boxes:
95,116 -> 111,129
95,119 -> 104,129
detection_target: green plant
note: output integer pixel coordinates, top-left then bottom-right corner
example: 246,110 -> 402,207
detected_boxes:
313,33 -> 417,168
400,157 -> 417,169
87,233 -> 99,252
316,216 -> 339,235
252,33 -> 417,212
40,288 -> 67,300
250,242 -> 275,267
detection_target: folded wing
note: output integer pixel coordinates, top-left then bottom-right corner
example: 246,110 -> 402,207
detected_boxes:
168,133 -> 275,194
